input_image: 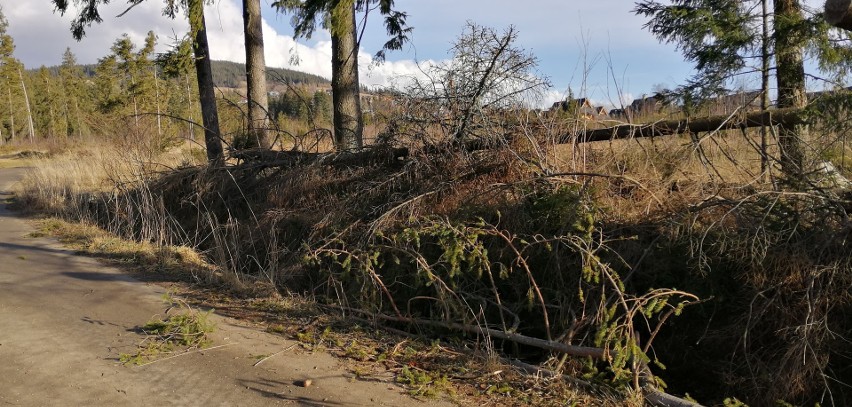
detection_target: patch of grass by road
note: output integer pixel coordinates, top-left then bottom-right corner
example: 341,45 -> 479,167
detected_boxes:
0,150 -> 49,168
31,217 -> 215,281
120,295 -> 216,366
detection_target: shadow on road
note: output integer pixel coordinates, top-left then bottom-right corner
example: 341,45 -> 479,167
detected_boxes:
62,271 -> 137,283
237,377 -> 351,406
0,241 -> 76,256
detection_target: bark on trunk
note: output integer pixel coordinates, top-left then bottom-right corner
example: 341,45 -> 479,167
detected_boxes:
243,0 -> 271,149
45,74 -> 56,138
774,0 -> 808,179
188,0 -> 223,162
61,77 -> 71,138
457,108 -> 805,152
825,0 -> 852,31
330,0 -> 363,151
73,97 -> 82,139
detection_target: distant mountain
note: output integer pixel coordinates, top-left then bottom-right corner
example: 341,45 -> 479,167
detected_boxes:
210,60 -> 329,88
32,60 -> 329,89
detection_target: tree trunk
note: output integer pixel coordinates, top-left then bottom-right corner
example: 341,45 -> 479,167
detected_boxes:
61,76 -> 71,138
243,0 -> 271,149
73,97 -> 82,139
188,0 -> 223,162
131,75 -> 139,130
18,68 -> 34,143
774,0 -> 808,179
6,76 -> 14,141
761,0 -> 770,179
154,68 -> 162,140
185,74 -> 195,141
825,0 -> 852,30
330,0 -> 363,151
45,74 -> 56,138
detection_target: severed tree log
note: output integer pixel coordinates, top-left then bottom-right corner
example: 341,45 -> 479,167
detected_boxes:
562,107 -> 804,144
460,107 -> 804,152
230,146 -> 409,168
826,0 -> 852,31
645,389 -> 706,407
338,307 -> 607,359
345,307 -> 705,406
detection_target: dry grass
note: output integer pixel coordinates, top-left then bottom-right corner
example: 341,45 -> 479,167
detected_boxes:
31,217 -> 214,280
15,142 -> 205,217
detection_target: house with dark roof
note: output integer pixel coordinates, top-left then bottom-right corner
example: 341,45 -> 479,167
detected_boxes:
608,108 -> 628,119
628,95 -> 662,118
706,90 -> 762,115
550,98 -> 610,120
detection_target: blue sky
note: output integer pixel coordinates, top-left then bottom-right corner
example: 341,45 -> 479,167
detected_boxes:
1,0 -> 830,108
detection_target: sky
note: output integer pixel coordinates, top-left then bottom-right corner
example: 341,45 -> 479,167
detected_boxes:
0,0 -> 830,108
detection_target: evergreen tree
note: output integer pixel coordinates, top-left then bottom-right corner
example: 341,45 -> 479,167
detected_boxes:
0,8 -> 19,143
111,34 -> 142,129
58,48 -> 87,138
157,37 -> 200,142
0,9 -> 34,143
138,31 -> 164,140
93,54 -> 122,114
33,66 -> 59,139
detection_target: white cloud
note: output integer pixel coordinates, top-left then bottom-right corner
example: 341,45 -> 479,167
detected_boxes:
204,0 -> 435,89
3,0 -> 185,67
2,0 -> 431,91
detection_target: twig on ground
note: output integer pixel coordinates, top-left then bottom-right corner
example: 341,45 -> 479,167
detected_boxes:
136,343 -> 238,367
253,344 -> 297,367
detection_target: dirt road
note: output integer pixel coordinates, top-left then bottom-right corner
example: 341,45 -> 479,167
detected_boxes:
0,167 -> 447,407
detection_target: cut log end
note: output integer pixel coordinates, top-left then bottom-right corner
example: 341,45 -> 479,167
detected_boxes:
825,0 -> 852,31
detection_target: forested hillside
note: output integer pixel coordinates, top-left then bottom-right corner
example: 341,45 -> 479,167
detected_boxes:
36,60 -> 328,89
209,60 -> 329,88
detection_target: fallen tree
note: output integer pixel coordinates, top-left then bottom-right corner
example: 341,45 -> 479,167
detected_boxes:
565,107 -> 804,143
457,107 -> 804,152
230,146 -> 409,168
